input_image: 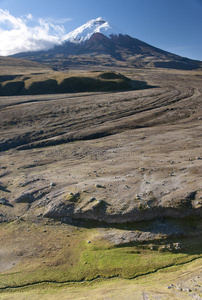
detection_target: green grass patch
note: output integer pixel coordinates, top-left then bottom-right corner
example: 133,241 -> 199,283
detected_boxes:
78,240 -> 200,280
0,220 -> 201,289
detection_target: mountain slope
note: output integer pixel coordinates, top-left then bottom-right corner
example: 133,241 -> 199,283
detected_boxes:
0,56 -> 51,75
11,18 -> 202,70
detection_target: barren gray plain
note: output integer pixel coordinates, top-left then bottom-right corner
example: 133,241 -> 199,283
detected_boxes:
0,67 -> 202,299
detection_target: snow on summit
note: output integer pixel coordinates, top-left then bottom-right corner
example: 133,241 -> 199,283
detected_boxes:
62,17 -> 121,43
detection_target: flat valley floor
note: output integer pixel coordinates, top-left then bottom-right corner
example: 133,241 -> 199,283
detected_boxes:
0,68 -> 202,299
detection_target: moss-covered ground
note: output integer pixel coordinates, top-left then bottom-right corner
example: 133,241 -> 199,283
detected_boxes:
0,219 -> 201,293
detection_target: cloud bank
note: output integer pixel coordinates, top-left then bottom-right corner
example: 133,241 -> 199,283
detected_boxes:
0,9 -> 70,56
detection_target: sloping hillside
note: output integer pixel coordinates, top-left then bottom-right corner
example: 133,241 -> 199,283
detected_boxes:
0,71 -> 131,96
0,56 -> 52,75
0,57 -> 132,96
12,33 -> 202,71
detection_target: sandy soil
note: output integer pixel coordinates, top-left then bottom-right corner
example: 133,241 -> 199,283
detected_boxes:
0,69 -> 201,224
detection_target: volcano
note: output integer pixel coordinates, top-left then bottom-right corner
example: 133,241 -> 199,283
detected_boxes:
12,17 -> 202,70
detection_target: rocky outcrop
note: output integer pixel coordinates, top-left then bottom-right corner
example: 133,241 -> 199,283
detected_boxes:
42,188 -> 202,223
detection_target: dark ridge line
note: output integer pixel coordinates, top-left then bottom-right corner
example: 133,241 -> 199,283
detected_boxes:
16,131 -> 113,151
0,256 -> 201,291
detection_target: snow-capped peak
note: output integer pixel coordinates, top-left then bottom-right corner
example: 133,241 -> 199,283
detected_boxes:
62,17 -> 121,43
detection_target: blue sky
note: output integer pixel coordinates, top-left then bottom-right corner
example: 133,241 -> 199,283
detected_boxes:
0,0 -> 202,60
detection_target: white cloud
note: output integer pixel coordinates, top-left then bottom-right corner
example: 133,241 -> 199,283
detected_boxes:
0,9 -> 70,56
26,14 -> 33,21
